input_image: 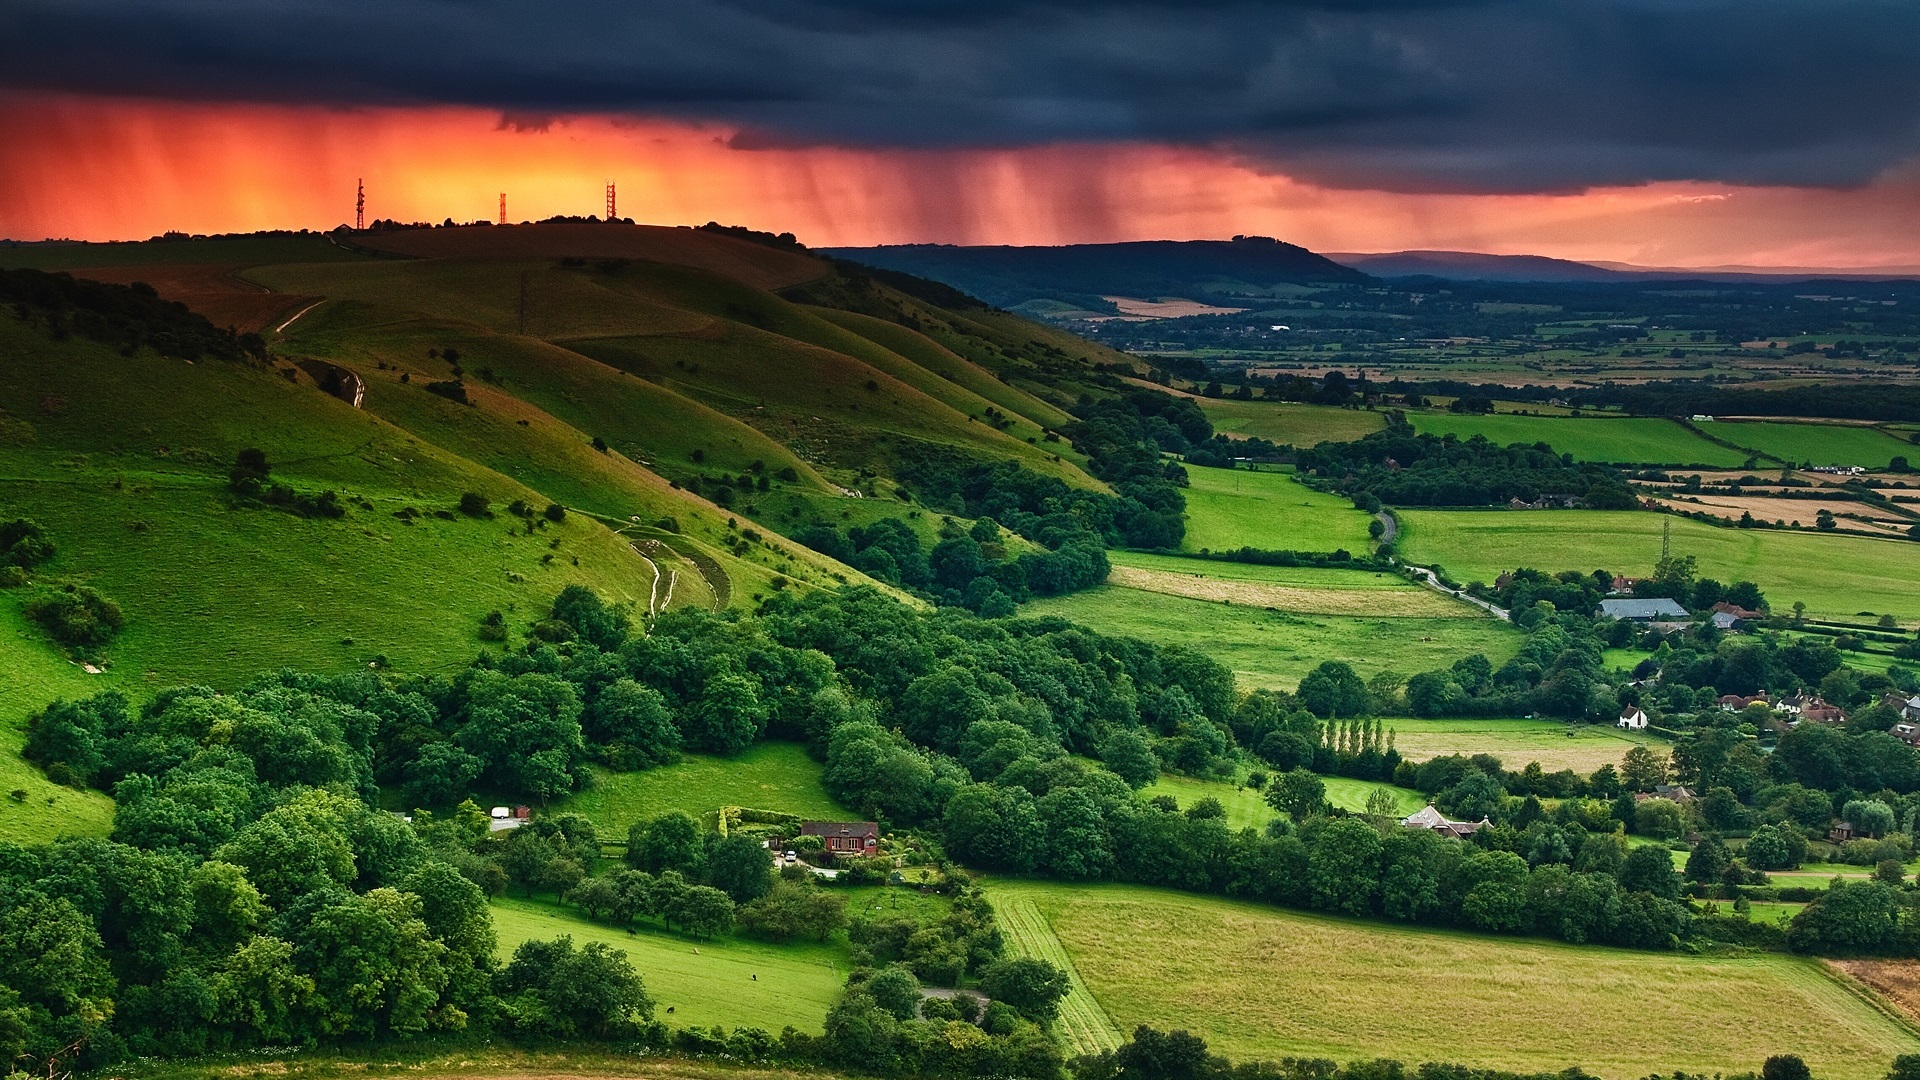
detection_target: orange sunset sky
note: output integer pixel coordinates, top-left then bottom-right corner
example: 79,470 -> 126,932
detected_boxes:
6,92 -> 1920,268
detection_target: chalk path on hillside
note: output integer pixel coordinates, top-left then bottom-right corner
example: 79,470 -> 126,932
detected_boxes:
987,892 -> 1123,1055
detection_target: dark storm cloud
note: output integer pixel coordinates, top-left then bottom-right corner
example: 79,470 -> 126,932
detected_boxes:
5,0 -> 1920,193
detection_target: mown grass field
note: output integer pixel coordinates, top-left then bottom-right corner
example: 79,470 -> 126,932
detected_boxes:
558,743 -> 845,836
491,896 -> 847,1032
1406,413 -> 1748,466
1398,510 -> 1920,621
1190,398 -> 1386,446
1388,718 -> 1654,774
1107,551 -> 1481,618
1180,465 -> 1378,553
1706,421 -> 1917,468
1024,586 -> 1521,691
983,879 -> 1919,1080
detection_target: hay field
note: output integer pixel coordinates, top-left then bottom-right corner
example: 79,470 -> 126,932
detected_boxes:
1106,553 -> 1476,618
1388,717 -> 1655,774
985,879 -> 1919,1080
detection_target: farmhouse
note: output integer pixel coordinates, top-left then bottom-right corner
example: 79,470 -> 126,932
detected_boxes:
1710,601 -> 1765,623
1719,692 -> 1769,711
1616,705 -> 1650,730
1780,694 -> 1847,725
1883,693 -> 1920,722
801,820 -> 880,856
1399,804 -> 1488,839
1607,575 -> 1644,595
1892,722 -> 1920,749
1597,598 -> 1690,622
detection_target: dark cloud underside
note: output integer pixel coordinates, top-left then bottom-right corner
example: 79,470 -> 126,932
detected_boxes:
4,0 -> 1919,192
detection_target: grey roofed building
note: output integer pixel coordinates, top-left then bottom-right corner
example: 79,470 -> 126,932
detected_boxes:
1597,598 -> 1690,621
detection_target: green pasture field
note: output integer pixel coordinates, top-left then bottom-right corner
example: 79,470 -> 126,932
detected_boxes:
1143,770 -> 1424,830
1705,421 -> 1917,468
1320,775 -> 1428,816
490,896 -> 846,1033
1740,901 -> 1806,927
1141,773 -> 1274,832
1105,550 -> 1482,619
1190,398 -> 1386,447
1398,509 -> 1920,622
1405,412 -> 1747,466
1180,465 -> 1378,553
558,742 -> 846,836
982,879 -> 1919,1080
1024,586 -> 1521,690
1600,648 -> 1655,672
1388,718 -> 1655,774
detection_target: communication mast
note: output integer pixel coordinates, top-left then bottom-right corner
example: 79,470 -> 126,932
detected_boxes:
605,181 -> 617,222
499,193 -> 507,226
355,178 -> 365,230
1660,517 -> 1671,562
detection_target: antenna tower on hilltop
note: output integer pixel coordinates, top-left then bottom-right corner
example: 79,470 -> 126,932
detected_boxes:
499,193 -> 507,226
355,178 -> 365,230
1661,517 -> 1671,562
605,181 -> 617,222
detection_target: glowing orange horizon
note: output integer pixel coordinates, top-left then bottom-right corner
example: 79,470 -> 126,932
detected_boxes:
4,92 -> 1920,268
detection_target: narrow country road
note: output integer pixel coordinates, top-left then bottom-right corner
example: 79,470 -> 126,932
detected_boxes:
1378,511 -> 1511,621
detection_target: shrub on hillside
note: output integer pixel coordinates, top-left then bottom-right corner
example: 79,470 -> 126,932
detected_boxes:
0,518 -> 54,569
23,583 -> 124,653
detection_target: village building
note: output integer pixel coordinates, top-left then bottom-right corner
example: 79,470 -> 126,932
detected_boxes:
800,820 -> 880,857
1616,705 -> 1650,730
1597,598 -> 1690,622
1718,692 -> 1769,712
1399,805 -> 1489,840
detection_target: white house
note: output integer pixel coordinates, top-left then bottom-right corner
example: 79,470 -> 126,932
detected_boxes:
1617,706 -> 1650,730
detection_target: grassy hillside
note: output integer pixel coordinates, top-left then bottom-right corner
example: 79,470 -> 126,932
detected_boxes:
986,879 -> 1919,1080
1399,509 -> 1920,620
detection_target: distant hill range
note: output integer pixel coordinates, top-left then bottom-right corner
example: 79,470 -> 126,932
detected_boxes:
823,239 -> 1920,307
822,236 -> 1369,314
1328,249 -> 1920,284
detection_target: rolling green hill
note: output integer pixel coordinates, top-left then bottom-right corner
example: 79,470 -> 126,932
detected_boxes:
0,225 -> 1148,841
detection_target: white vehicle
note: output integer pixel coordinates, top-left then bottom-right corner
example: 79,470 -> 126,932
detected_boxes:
784,850 -> 798,863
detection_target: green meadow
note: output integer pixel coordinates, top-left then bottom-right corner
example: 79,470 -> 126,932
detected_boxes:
557,742 -> 846,836
1704,421 -> 1917,468
1190,398 -> 1386,446
490,896 -> 847,1032
1024,586 -> 1522,690
983,879 -> 1918,1080
1180,465 -> 1378,553
1406,412 -> 1748,466
1398,509 -> 1920,621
